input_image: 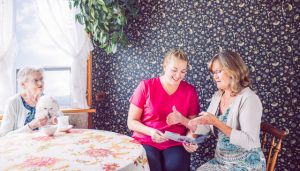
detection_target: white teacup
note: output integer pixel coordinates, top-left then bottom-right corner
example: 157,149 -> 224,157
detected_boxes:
40,125 -> 57,136
57,116 -> 69,128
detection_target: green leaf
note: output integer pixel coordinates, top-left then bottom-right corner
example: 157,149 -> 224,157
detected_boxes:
96,0 -> 105,6
73,0 -> 79,7
92,20 -> 98,33
111,43 -> 117,53
91,8 -> 95,19
102,5 -> 108,13
75,14 -> 83,24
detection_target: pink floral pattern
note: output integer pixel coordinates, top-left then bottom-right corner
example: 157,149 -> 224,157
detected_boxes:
103,163 -> 120,171
32,136 -> 54,141
78,139 -> 90,144
86,148 -> 113,157
24,157 -> 58,167
68,129 -> 84,133
0,129 -> 149,171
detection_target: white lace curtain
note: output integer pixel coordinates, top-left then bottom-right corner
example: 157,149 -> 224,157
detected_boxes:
0,0 -> 92,111
34,0 -> 93,109
0,0 -> 16,113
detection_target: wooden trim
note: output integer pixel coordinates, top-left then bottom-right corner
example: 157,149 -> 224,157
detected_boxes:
61,108 -> 96,113
87,52 -> 93,107
261,122 -> 287,139
0,114 -> 2,120
87,50 -> 93,129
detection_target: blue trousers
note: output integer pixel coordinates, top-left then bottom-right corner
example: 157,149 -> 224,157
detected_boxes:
143,145 -> 190,171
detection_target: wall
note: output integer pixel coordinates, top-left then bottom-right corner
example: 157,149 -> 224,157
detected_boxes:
92,0 -> 300,170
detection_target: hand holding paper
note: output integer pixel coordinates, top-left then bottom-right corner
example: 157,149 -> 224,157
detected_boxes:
151,130 -> 168,143
183,142 -> 198,153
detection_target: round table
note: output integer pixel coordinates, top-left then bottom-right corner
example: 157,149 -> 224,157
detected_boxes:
0,129 -> 150,171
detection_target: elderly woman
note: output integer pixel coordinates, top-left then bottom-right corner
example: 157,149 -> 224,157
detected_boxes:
0,67 -> 48,136
189,50 -> 266,170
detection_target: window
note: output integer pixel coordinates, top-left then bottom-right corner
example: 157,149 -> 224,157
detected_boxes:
0,0 -> 93,116
16,67 -> 71,107
16,0 -> 73,107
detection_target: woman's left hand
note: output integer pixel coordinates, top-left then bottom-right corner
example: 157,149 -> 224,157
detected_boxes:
183,143 -> 198,153
195,112 -> 217,125
166,106 -> 183,125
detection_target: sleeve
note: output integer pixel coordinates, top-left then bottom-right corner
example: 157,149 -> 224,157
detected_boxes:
0,100 -> 32,136
129,81 -> 147,109
230,94 -> 263,150
188,87 -> 200,117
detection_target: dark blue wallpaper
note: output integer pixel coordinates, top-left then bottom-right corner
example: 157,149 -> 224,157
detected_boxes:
92,0 -> 300,170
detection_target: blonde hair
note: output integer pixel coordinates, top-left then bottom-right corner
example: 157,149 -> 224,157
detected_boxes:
208,50 -> 250,96
162,49 -> 189,69
17,67 -> 44,87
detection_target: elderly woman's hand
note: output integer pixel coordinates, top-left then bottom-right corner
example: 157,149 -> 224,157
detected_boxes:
151,129 -> 168,143
28,115 -> 48,130
196,112 -> 217,125
188,112 -> 217,132
166,106 -> 184,125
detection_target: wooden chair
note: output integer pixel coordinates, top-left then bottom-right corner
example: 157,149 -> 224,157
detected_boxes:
260,121 -> 288,171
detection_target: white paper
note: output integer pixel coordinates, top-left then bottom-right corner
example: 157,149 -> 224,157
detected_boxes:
163,131 -> 208,144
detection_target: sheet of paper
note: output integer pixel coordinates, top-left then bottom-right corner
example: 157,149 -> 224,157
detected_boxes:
194,125 -> 211,135
164,131 -> 208,144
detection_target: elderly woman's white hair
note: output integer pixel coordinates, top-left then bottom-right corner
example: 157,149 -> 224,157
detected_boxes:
17,67 -> 44,88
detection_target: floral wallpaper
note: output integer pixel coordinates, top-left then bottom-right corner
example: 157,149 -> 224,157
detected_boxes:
92,0 -> 300,170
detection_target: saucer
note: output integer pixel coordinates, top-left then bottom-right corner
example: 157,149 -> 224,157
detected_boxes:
58,125 -> 73,132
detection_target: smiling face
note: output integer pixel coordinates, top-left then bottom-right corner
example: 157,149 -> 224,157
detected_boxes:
163,55 -> 188,86
211,60 -> 232,91
22,72 -> 44,96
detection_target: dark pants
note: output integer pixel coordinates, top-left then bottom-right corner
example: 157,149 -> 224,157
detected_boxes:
143,145 -> 191,171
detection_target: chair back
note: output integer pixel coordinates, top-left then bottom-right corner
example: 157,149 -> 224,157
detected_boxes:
260,121 -> 288,171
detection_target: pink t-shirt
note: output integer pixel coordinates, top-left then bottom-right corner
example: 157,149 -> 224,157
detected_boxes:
129,77 -> 200,150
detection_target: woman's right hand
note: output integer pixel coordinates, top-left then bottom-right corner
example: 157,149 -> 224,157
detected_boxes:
28,115 -> 48,129
151,129 -> 168,143
183,143 -> 198,153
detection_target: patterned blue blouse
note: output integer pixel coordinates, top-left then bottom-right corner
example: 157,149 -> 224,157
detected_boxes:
21,97 -> 36,126
197,108 -> 266,171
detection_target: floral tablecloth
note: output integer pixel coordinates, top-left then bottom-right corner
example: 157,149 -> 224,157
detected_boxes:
0,129 -> 149,171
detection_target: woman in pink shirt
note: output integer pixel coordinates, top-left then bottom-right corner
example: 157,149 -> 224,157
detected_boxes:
128,49 -> 200,171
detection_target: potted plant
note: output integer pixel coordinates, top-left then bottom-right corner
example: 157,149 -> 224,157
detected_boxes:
70,0 -> 138,54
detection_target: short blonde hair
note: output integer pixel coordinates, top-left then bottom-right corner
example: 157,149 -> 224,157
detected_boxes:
208,50 -> 250,95
163,49 -> 189,69
17,67 -> 44,87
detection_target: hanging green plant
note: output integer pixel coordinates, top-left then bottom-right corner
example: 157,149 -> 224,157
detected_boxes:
70,0 -> 138,54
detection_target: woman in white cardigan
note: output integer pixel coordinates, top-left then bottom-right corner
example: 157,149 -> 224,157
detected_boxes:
189,50 -> 266,170
0,67 -> 48,136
